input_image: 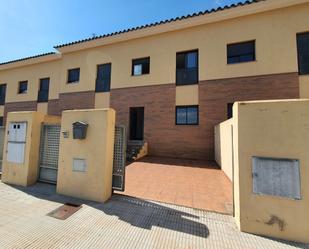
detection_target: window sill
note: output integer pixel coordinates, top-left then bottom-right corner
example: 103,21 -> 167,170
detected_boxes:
175,124 -> 199,126
131,74 -> 149,77
176,82 -> 199,86
67,81 -> 80,84
18,92 -> 27,95
227,60 -> 257,65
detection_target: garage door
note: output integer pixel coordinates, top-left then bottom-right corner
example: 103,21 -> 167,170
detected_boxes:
38,124 -> 61,184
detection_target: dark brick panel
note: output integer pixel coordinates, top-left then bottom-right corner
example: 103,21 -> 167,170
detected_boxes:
47,91 -> 95,116
4,101 -> 37,124
111,73 -> 299,160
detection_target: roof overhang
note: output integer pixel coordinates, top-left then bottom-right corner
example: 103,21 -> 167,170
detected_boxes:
0,53 -> 61,71
56,0 -> 308,53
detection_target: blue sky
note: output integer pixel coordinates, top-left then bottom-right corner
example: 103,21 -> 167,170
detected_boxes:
0,0 -> 243,63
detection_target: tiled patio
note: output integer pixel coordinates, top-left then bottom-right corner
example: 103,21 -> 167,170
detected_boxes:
115,156 -> 233,214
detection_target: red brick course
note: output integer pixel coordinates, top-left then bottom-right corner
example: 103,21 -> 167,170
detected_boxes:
4,101 -> 37,124
111,73 -> 299,160
47,91 -> 95,116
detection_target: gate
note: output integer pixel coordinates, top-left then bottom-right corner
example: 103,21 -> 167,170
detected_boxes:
38,124 -> 61,184
113,125 -> 126,191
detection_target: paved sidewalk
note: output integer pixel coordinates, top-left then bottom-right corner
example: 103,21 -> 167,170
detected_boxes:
116,157 -> 233,214
0,182 -> 307,249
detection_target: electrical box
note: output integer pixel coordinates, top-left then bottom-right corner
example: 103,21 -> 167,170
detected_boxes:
7,122 -> 27,164
72,121 -> 88,139
252,156 -> 301,200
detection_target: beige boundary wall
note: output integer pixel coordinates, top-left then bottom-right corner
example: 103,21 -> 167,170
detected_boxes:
214,119 -> 233,181
56,109 -> 115,202
229,99 -> 309,244
2,112 -> 46,186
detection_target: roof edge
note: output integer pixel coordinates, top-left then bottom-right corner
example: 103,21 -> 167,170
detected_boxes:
0,52 -> 61,71
54,0 -> 307,53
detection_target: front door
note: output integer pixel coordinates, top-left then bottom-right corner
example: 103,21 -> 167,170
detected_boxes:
129,107 -> 144,140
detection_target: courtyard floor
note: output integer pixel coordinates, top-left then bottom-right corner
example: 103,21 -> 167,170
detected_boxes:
116,156 -> 233,214
0,181 -> 307,248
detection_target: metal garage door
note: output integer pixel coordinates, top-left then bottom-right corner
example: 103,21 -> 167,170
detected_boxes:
38,124 -> 61,184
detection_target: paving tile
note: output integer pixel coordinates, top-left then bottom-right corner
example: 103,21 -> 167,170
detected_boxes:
116,156 -> 233,214
0,177 -> 307,248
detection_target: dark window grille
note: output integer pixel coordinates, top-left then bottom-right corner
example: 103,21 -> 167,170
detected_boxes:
176,106 -> 199,125
96,63 -> 111,92
297,32 -> 309,75
18,81 -> 28,94
227,41 -> 255,64
132,57 -> 150,76
176,50 -> 198,85
38,78 -> 49,102
67,68 -> 80,83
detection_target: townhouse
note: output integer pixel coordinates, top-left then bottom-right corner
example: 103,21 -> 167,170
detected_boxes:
0,0 -> 308,160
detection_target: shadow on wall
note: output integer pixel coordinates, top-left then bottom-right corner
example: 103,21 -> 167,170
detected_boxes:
6,182 -> 209,239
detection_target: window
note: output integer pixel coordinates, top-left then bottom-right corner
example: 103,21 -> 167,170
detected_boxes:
0,117 -> 3,127
18,81 -> 28,94
38,78 -> 50,102
176,50 -> 198,85
96,63 -> 111,92
227,41 -> 255,64
0,84 -> 6,105
132,57 -> 150,76
176,106 -> 199,125
227,103 -> 234,119
297,32 -> 309,75
67,68 -> 80,83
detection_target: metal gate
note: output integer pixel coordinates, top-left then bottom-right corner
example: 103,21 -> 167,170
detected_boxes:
38,124 -> 61,184
113,125 -> 126,191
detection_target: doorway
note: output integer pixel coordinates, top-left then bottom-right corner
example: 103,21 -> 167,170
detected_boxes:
129,107 -> 144,140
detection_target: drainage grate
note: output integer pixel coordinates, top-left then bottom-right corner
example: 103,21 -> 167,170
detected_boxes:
47,203 -> 82,220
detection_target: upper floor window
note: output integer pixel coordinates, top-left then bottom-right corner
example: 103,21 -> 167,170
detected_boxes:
0,84 -> 6,105
176,50 -> 198,85
0,116 -> 3,127
18,81 -> 28,94
297,32 -> 309,75
132,57 -> 150,76
67,68 -> 80,83
227,41 -> 255,64
96,63 -> 111,92
176,105 -> 199,125
38,78 -> 50,103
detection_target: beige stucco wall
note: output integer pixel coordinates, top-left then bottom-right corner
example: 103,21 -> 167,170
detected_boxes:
95,92 -> 110,108
175,85 -> 198,106
233,99 -> 309,244
299,75 -> 309,98
0,59 -> 61,103
56,108 -> 115,202
1,111 -> 44,186
214,119 -> 233,181
0,2 -> 308,101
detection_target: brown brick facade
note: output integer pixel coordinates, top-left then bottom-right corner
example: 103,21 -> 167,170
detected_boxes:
199,72 -> 300,159
2,73 -> 299,160
48,91 -> 95,116
111,72 -> 299,160
4,101 -> 37,124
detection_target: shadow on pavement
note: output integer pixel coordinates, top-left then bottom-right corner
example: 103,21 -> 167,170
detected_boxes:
8,182 -> 209,238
